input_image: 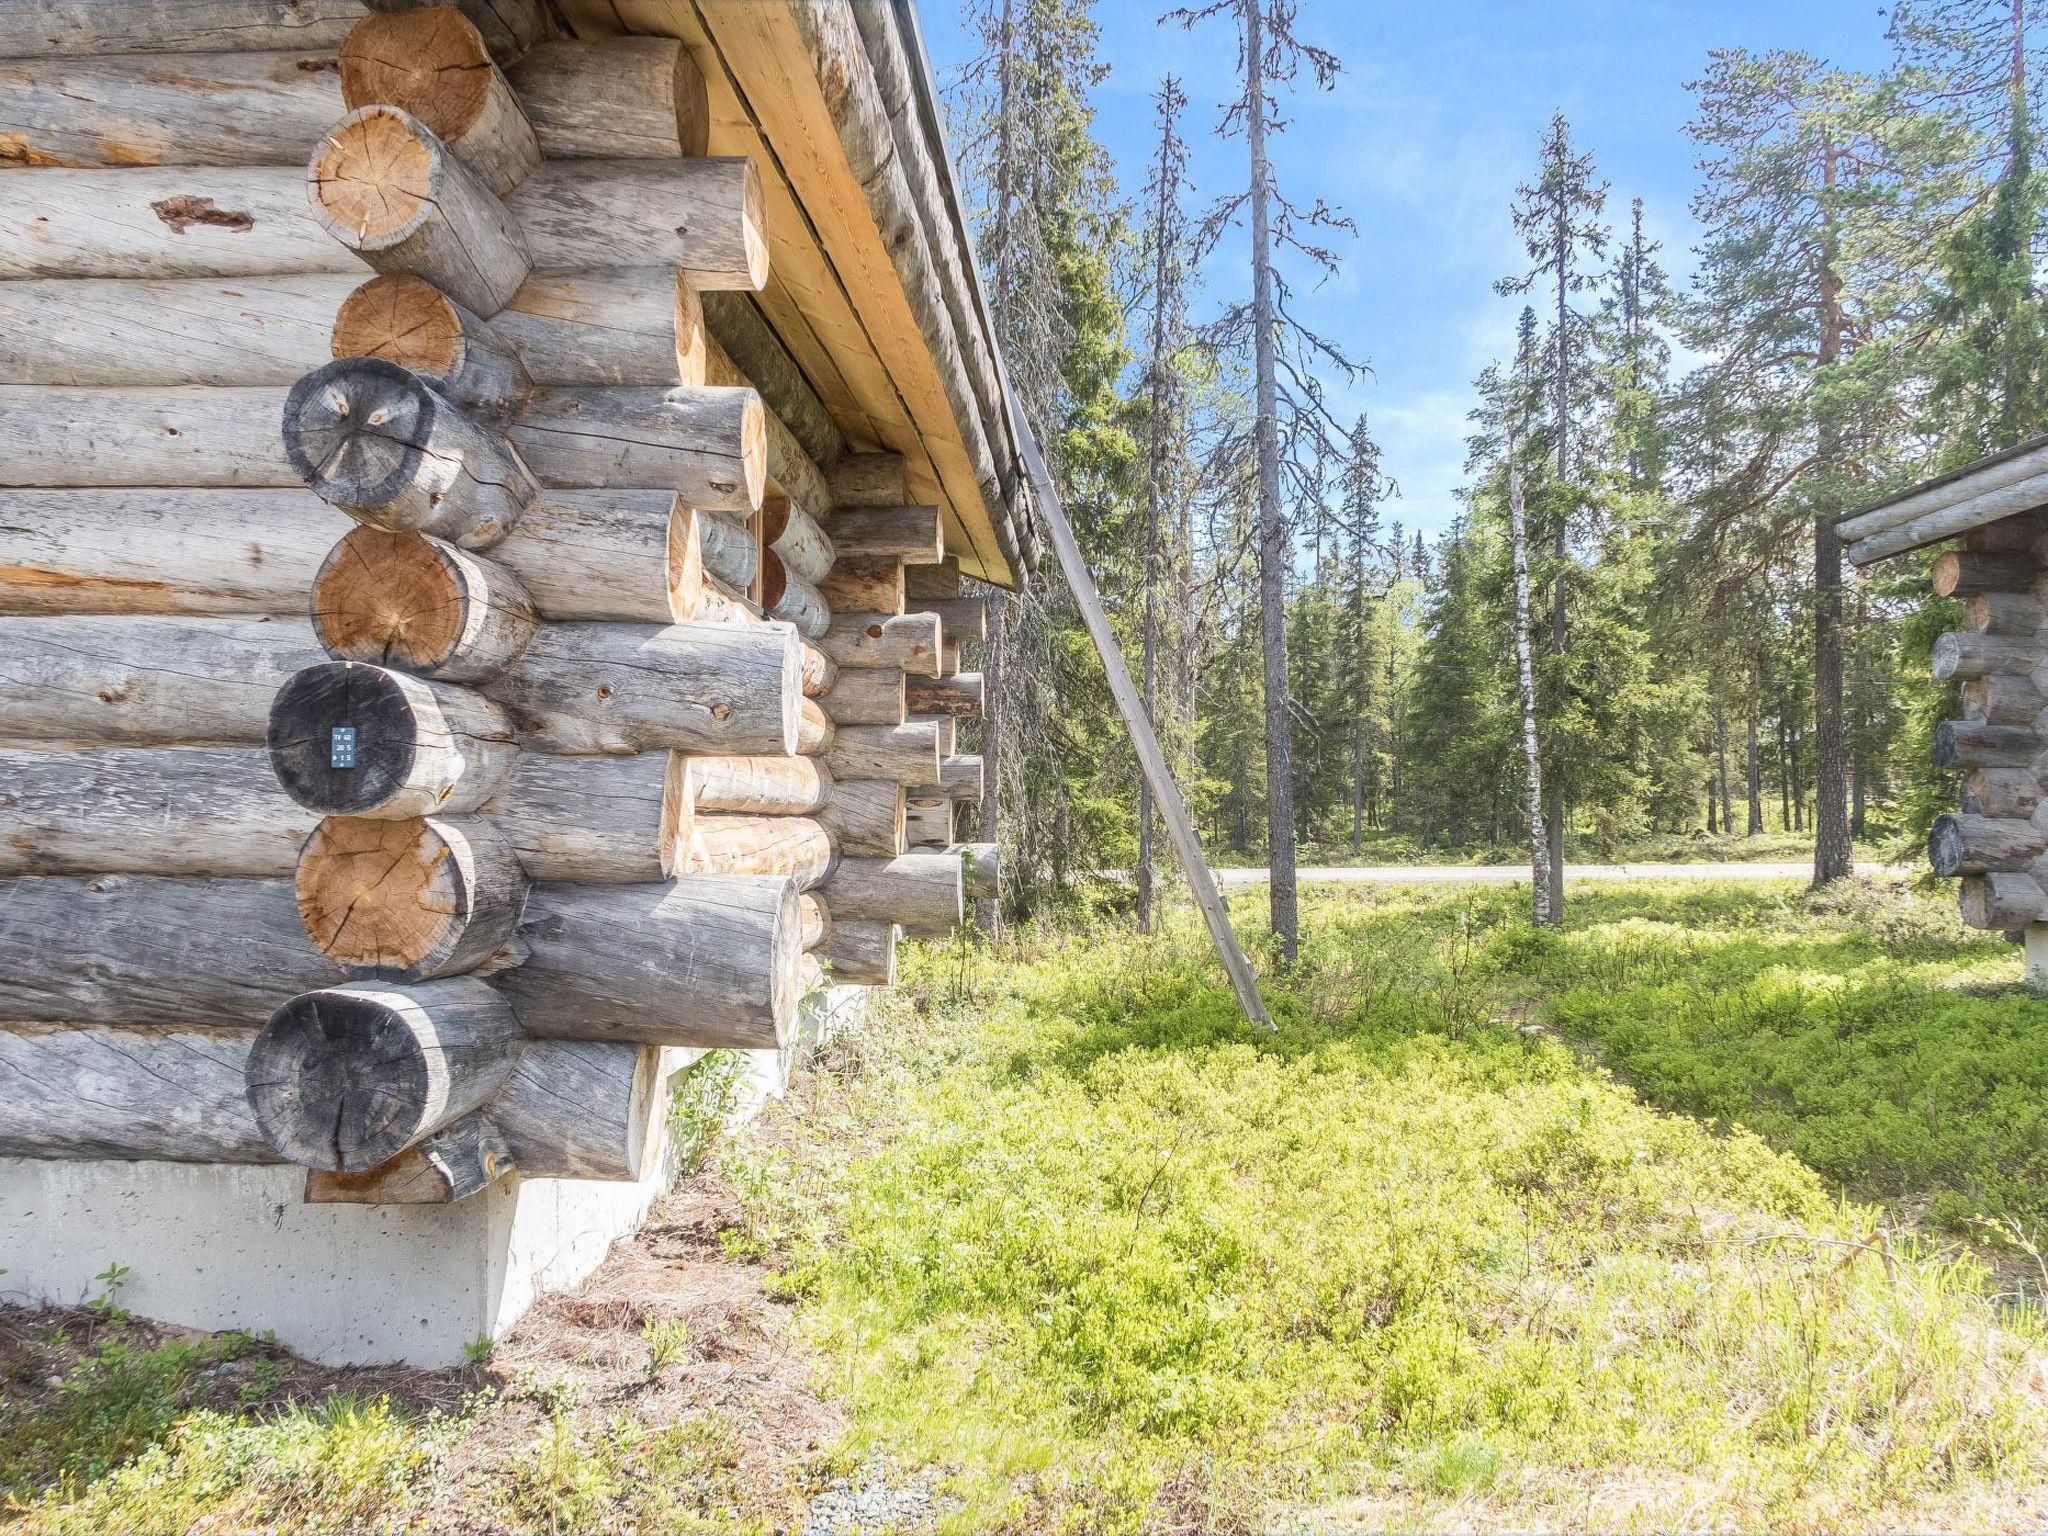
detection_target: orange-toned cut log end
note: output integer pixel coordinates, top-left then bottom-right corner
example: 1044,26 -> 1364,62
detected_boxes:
332,273 -> 465,375
340,7 -> 496,144
311,105 -> 433,241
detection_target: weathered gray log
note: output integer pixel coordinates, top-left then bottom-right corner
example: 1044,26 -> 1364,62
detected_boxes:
679,814 -> 836,888
1927,814 -> 2048,877
0,614 -> 318,746
816,779 -> 905,857
907,671 -> 983,718
823,852 -> 962,936
312,528 -> 536,681
821,611 -> 941,676
917,596 -> 986,645
761,550 -> 830,639
309,105 -> 532,315
904,796 -> 952,849
0,746 -> 311,877
488,750 -> 677,883
904,557 -> 961,600
0,1 -> 550,60
1960,871 -> 2048,930
331,274 -> 532,415
1963,673 -> 2045,726
247,976 -> 518,1171
508,490 -> 674,625
1933,631 -> 2043,681
916,712 -> 957,758
679,753 -> 828,815
295,814 -> 527,977
1933,549 -> 2038,599
0,164 -> 361,280
481,620 -> 800,755
1965,767 -> 2042,819
822,721 -> 942,785
0,1022 -> 279,1163
507,36 -> 708,159
698,508 -> 759,592
702,338 -> 830,523
761,494 -> 834,584
933,753 -> 984,802
303,1109 -> 510,1202
820,554 -> 904,614
0,384 -> 292,487
284,358 -> 535,547
0,874 -> 342,1022
819,666 -> 905,727
831,504 -> 943,564
0,48 -> 345,169
495,1038 -> 662,1180
701,292 -> 845,471
269,660 -> 517,816
507,157 -> 767,291
952,842 -> 1000,902
490,268 -> 700,387
505,385 -> 764,512
0,275 -> 354,387
830,452 -> 907,508
1936,718 -> 2039,770
939,639 -> 961,676
1847,471 -> 2048,565
339,8 -> 539,197
1966,591 -> 2048,636
818,918 -> 897,986
494,876 -> 801,1048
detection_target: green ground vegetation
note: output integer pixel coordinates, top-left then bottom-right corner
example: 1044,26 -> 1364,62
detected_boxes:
5,880 -> 2046,1534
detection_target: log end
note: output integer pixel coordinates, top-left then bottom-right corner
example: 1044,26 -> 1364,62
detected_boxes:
296,814 -> 524,977
309,105 -> 437,251
333,273 -> 465,377
285,357 -> 440,518
340,8 -> 496,143
1928,814 -> 1967,878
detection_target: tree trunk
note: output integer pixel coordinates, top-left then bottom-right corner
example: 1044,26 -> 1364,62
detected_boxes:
1508,460 -> 1554,925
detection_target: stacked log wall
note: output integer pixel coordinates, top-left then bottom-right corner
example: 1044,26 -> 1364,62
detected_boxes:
0,1 -> 990,1189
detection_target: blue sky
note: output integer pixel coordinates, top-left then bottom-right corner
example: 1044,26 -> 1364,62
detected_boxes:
920,0 -> 1896,538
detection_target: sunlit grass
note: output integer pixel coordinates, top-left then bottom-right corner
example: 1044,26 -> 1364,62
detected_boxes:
733,879 -> 2048,1533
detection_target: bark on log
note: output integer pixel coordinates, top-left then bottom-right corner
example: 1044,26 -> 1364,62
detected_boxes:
0,165 -> 360,280
679,814 -> 835,888
494,875 -> 800,1048
1965,767 -> 2041,819
904,558 -> 961,600
1928,813 -> 2048,877
1966,591 -> 2047,637
0,384 -> 294,488
822,721 -> 942,785
309,105 -> 531,315
819,666 -> 904,727
907,671 -> 982,718
0,613 -> 318,746
761,494 -> 835,584
1935,718 -> 2039,771
312,528 -> 536,681
248,976 -> 517,1170
823,851 -> 962,935
1960,871 -> 2048,930
818,918 -> 896,986
507,36 -> 708,159
295,813 -> 527,977
283,358 -> 535,547
494,268 -> 703,388
1934,550 -> 2038,599
917,596 -> 985,645
679,753 -> 828,815
830,452 -> 906,507
331,273 -> 532,416
268,660 -> 517,816
903,797 -> 951,849
481,619 -> 800,756
831,505 -> 943,564
820,554 -> 904,614
1963,673 -> 2045,726
821,612 -> 940,676
814,779 -> 904,857
0,274 -> 353,388
488,750 -> 678,883
1932,630 -> 2043,681
339,8 -> 539,198
0,1021 -> 277,1163
0,874 -> 342,1022
797,697 -> 836,755
761,550 -> 829,639
506,385 -> 765,513
0,745 -> 310,877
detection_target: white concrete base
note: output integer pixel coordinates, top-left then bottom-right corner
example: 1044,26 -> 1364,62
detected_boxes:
0,986 -> 870,1366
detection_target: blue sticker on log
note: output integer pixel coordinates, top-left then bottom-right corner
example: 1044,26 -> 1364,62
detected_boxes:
330,726 -> 357,769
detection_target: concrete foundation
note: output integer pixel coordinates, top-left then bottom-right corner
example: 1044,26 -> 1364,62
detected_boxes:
0,986 -> 869,1366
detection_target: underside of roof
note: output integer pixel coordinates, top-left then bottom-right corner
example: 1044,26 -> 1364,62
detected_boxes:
556,0 -> 1035,589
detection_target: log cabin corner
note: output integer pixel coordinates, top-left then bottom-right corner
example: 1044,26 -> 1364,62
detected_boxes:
0,0 -> 1028,1363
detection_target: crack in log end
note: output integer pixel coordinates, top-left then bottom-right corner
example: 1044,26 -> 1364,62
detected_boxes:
150,196 -> 255,235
